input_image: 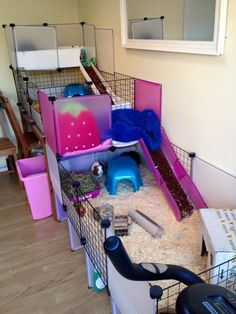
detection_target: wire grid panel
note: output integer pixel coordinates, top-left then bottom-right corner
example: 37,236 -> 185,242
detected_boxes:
78,199 -> 108,286
20,91 -> 31,116
158,257 -> 236,313
14,70 -> 46,130
58,163 -> 108,286
12,69 -> 25,100
171,143 -> 193,177
204,257 -> 236,290
62,190 -> 81,236
15,67 -> 135,104
99,71 -> 135,109
23,67 -> 86,89
12,70 -> 31,114
26,68 -> 87,98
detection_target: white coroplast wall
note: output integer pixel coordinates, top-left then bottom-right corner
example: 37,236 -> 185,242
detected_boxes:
77,0 -> 236,180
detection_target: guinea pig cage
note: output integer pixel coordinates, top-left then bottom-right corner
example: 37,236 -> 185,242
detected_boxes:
3,23 -> 236,314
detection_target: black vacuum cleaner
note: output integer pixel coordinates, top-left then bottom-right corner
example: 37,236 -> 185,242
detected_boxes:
104,236 -> 236,314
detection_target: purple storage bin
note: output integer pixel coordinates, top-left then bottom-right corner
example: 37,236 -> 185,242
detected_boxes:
16,156 -> 52,220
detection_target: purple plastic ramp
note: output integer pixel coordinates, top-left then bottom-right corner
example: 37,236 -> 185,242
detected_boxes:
140,139 -> 182,221
135,79 -> 162,121
160,129 -> 207,209
38,91 -> 58,154
140,130 -> 207,221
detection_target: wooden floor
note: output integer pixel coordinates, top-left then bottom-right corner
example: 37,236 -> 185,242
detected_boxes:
0,174 -> 111,314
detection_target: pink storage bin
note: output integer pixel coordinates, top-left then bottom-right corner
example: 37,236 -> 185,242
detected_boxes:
16,156 -> 52,220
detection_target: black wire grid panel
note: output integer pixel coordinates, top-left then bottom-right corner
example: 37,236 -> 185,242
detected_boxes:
171,143 -> 194,178
12,67 -> 135,132
12,67 -> 135,106
99,70 -> 135,108
158,257 -> 236,313
58,161 -> 109,287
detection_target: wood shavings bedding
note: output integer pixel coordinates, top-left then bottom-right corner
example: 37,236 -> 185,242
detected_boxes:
90,165 -> 207,285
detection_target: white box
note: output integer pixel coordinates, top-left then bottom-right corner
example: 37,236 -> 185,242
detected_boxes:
200,208 -> 236,290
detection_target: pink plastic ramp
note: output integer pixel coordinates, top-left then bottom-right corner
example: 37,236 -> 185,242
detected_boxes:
160,129 -> 206,210
140,133 -> 206,221
140,139 -> 182,221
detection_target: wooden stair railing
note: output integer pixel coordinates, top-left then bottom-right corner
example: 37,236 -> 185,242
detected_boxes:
0,91 -> 39,158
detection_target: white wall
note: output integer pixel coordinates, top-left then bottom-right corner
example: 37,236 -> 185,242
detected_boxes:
77,0 -> 236,178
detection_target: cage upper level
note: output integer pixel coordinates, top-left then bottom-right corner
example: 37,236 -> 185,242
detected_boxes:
3,23 -> 95,70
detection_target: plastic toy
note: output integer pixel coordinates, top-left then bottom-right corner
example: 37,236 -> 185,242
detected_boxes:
113,215 -> 131,236
93,203 -> 114,222
80,48 -> 86,63
93,270 -> 106,292
75,202 -> 86,218
120,150 -> 141,165
64,84 -> 90,97
82,58 -> 96,67
128,209 -> 164,238
106,155 -> 143,195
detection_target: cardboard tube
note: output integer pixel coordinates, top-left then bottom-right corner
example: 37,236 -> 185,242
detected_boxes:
128,210 -> 164,238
